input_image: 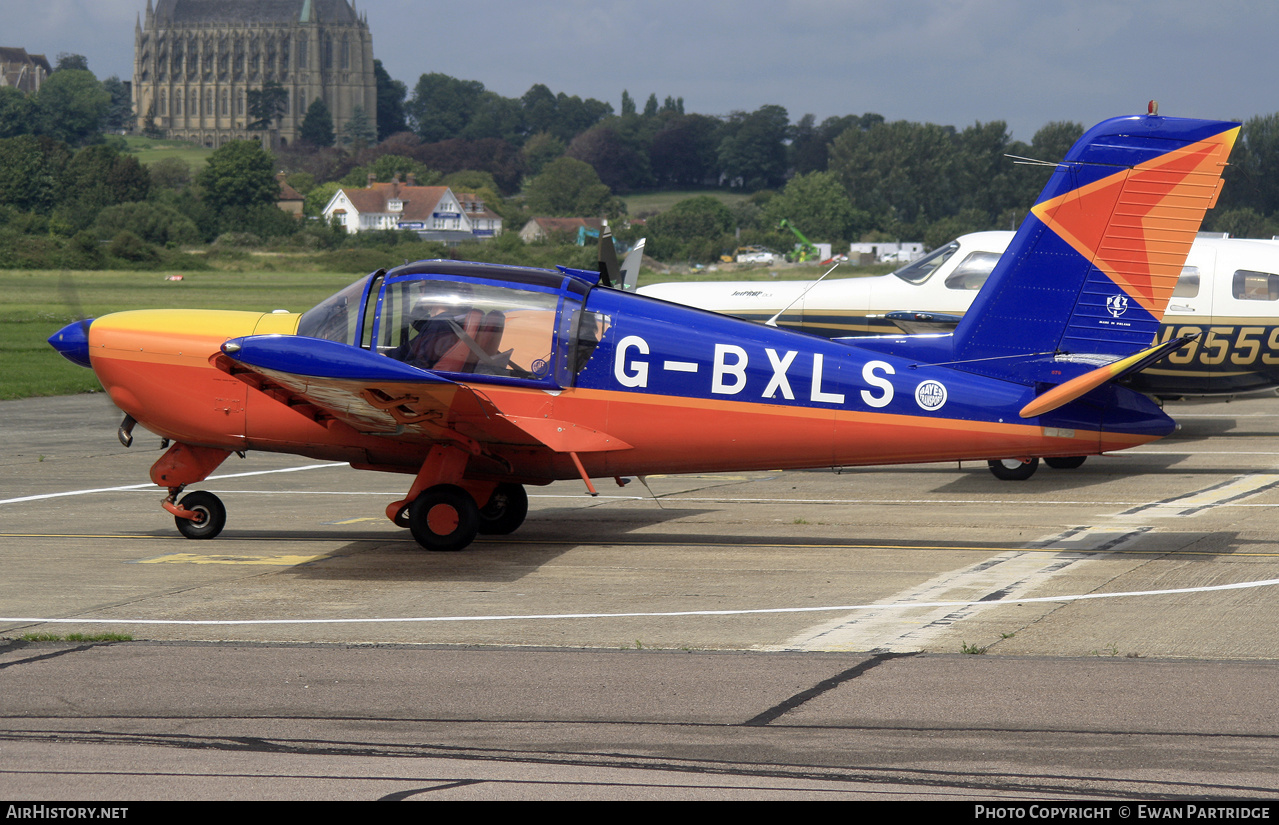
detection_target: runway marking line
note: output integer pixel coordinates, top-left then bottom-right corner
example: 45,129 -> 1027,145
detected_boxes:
3,577 -> 1278,627
3,534 -> 1279,558
135,553 -> 326,566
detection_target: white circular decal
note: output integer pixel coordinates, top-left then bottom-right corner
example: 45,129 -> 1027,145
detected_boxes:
914,380 -> 947,411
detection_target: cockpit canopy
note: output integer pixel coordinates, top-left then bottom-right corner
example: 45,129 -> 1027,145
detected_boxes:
296,260 -> 607,388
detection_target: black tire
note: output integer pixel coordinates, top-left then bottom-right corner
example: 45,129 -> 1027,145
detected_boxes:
477,483 -> 528,536
1045,456 -> 1087,470
174,491 -> 226,540
408,484 -> 479,552
987,457 -> 1039,481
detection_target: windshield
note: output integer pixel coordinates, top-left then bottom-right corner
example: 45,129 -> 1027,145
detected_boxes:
893,242 -> 959,284
943,251 -> 1002,290
296,273 -> 376,345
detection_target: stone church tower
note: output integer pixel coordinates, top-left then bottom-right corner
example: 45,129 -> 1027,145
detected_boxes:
132,0 -> 377,149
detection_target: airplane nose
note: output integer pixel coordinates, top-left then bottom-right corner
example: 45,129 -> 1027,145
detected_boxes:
48,319 -> 94,368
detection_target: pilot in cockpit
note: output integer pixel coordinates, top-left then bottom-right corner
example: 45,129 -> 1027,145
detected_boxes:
391,285 -> 476,370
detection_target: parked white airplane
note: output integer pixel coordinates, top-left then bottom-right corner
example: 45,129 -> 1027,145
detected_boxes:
641,231 -> 1279,478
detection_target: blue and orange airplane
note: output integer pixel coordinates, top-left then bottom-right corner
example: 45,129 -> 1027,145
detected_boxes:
49,112 -> 1238,551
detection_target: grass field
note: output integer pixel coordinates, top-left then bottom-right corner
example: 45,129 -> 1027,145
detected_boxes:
122,135 -> 215,170
1,270 -> 359,399
2,261 -> 894,400
622,190 -> 753,217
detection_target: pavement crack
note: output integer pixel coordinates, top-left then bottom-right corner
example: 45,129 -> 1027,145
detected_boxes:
742,653 -> 914,726
0,643 -> 104,670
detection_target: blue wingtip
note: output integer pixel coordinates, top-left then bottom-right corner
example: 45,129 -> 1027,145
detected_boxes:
48,319 -> 93,368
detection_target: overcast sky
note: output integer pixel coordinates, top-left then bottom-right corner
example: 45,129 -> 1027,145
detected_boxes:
7,0 -> 1275,141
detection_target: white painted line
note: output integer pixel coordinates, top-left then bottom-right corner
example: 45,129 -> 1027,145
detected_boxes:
4,577 -> 1278,626
0,463 -> 342,505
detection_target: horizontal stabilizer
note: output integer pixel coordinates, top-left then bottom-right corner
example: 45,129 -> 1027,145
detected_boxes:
1019,333 -> 1198,418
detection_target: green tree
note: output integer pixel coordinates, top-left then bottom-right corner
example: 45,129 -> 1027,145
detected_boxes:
149,157 -> 192,191
54,53 -> 89,72
0,87 -> 35,139
621,90 -> 636,117
1220,113 -> 1279,217
650,114 -> 721,187
340,154 -> 440,187
645,195 -> 735,262
35,69 -> 110,145
246,81 -> 288,131
0,135 -> 71,214
567,125 -> 652,192
373,59 -> 408,141
100,76 -> 134,133
764,171 -> 865,243
521,131 -> 565,178
61,143 -> 150,230
523,156 -> 616,216
520,83 -> 612,143
299,98 -> 335,147
717,104 -> 790,190
343,106 -> 377,147
92,201 -> 201,246
829,119 -> 960,227
463,92 -> 525,143
407,73 -> 487,142
304,181 -> 342,218
197,140 -> 277,214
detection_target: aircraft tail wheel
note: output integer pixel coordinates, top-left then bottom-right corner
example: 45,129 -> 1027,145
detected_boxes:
987,457 -> 1039,481
477,483 -> 528,536
408,484 -> 480,552
1045,456 -> 1087,470
174,491 -> 226,540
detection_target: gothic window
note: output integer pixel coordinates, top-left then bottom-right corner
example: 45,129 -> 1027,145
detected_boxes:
206,91 -> 214,116
341,37 -> 350,70
297,37 -> 307,68
281,42 -> 289,71
220,89 -> 229,115
237,91 -> 245,115
160,91 -> 168,116
174,89 -> 183,116
323,37 -> 333,69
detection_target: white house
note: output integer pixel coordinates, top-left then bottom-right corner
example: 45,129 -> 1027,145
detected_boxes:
322,176 -> 501,242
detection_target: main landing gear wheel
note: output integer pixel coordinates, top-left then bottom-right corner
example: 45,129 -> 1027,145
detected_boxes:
408,484 -> 479,552
987,457 -> 1039,481
477,483 -> 528,536
1045,456 -> 1087,470
174,491 -> 226,540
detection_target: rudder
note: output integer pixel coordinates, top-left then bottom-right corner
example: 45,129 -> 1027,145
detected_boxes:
952,115 -> 1239,379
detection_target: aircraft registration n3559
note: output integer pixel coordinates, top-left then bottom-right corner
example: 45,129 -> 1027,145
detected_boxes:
49,113 -> 1239,551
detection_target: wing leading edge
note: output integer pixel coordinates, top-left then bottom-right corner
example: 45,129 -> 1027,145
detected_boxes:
214,334 -> 631,456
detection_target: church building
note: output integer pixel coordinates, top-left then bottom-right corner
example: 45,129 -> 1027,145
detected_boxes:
132,0 -> 377,149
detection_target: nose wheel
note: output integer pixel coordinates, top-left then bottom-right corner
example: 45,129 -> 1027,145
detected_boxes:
408,485 -> 480,552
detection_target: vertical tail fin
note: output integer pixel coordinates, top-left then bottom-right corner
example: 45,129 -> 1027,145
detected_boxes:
952,115 -> 1239,378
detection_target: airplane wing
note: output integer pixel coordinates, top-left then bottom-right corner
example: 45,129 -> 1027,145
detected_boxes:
212,334 -> 630,456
